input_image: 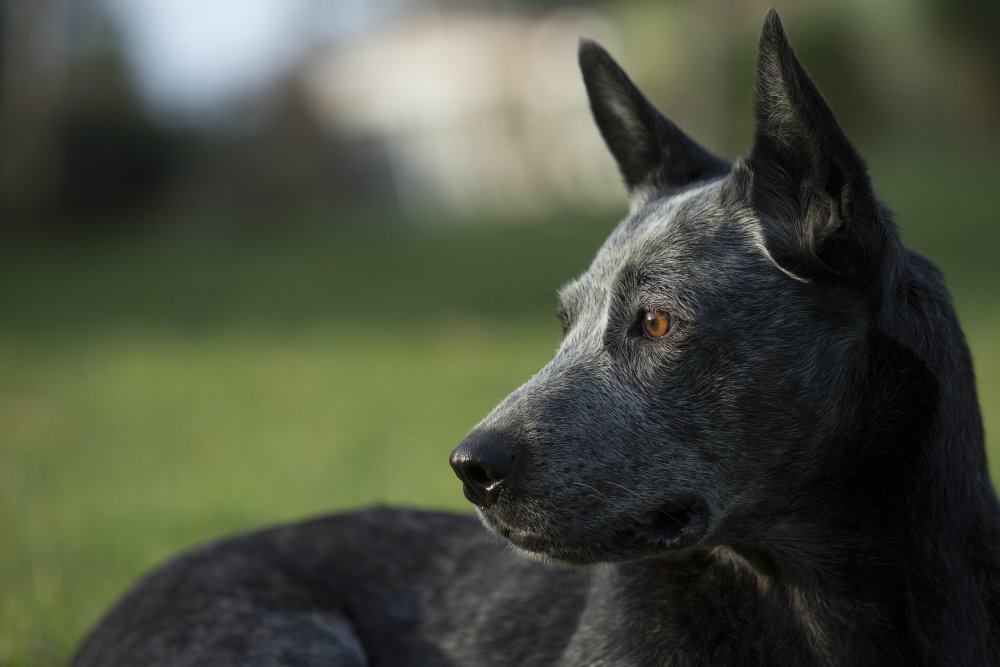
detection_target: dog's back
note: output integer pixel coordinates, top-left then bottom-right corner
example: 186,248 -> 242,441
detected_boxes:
72,11 -> 1000,666
72,509 -> 592,666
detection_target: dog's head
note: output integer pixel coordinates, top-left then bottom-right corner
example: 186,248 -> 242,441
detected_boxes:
450,10 -> 900,565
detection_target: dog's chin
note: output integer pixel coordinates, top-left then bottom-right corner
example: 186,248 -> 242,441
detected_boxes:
480,499 -> 709,566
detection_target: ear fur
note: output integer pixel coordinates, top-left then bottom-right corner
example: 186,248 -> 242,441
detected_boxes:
748,9 -> 888,284
579,40 -> 729,194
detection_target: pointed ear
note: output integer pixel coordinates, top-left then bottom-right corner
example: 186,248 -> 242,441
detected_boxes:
579,40 -> 729,194
748,10 -> 887,283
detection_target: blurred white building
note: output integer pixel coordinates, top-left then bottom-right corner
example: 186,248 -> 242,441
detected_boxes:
300,8 -> 627,216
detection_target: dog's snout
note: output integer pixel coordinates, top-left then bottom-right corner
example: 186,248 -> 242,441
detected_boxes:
449,431 -> 515,508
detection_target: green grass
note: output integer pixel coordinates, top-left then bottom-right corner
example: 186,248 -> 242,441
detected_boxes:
0,323 -> 556,664
1,143 -> 999,666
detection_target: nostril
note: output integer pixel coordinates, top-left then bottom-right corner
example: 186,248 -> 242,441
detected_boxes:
465,464 -> 492,486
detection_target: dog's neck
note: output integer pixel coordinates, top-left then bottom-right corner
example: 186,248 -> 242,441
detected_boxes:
749,249 -> 1000,663
731,282 -> 1000,663
740,327 -> 999,664
736,430 -> 1000,666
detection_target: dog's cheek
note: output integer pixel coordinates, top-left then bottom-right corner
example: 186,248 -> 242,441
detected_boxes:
636,340 -> 782,507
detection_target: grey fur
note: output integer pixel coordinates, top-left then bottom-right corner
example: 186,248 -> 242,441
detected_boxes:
73,10 -> 1000,666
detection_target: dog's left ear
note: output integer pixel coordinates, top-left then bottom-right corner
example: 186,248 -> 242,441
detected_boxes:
579,40 -> 729,195
748,10 -> 887,284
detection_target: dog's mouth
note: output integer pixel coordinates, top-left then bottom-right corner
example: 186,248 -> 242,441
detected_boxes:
626,500 -> 707,549
489,498 -> 709,564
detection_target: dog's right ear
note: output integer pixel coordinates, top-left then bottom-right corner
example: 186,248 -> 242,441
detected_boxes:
747,10 -> 887,285
579,40 -> 729,195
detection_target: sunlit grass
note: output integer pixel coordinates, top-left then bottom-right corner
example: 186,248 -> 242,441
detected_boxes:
0,323 -> 559,664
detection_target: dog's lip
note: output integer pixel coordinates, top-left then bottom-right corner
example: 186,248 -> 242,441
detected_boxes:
503,527 -> 588,551
488,519 -> 615,554
484,498 -> 709,558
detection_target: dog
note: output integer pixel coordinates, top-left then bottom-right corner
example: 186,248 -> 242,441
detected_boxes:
72,10 -> 1000,666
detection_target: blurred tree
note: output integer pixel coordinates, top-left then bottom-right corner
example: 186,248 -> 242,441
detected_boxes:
0,0 -> 188,232
924,0 -> 1000,125
928,0 -> 1000,67
53,48 -> 188,229
0,0 -> 67,226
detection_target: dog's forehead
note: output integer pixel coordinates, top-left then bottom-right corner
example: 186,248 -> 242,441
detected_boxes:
611,182 -> 728,256
562,179 -> 752,303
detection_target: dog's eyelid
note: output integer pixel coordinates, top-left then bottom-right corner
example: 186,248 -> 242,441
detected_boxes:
635,294 -> 679,320
634,271 -> 656,289
635,283 -> 700,322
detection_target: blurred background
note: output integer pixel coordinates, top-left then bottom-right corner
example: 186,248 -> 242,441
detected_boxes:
1,0 -> 999,664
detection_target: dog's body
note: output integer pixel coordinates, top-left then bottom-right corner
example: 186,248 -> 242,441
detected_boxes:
73,11 -> 1000,666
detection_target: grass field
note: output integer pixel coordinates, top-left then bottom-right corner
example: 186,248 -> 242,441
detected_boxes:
2,144 -> 999,666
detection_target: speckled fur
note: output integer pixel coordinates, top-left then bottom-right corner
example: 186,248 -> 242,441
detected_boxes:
73,11 -> 1000,666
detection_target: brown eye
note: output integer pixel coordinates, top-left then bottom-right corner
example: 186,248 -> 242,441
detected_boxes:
641,309 -> 671,339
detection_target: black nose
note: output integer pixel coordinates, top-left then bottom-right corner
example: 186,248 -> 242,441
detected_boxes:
449,430 -> 515,508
